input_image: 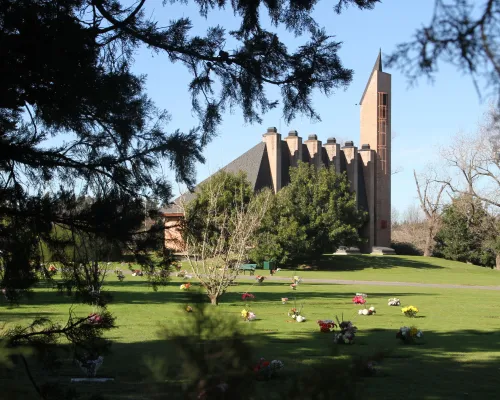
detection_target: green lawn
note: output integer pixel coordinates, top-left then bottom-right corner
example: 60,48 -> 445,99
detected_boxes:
265,254 -> 500,286
1,256 -> 500,399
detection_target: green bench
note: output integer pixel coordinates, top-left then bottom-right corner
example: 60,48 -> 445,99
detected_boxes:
237,263 -> 257,275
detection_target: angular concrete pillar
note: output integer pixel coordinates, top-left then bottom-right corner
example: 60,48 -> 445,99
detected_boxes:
304,134 -> 323,168
284,130 -> 303,168
323,137 -> 341,172
262,127 -> 282,193
342,141 -> 358,205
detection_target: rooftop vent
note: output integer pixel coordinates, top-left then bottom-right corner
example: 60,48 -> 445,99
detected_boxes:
308,134 -> 318,140
267,127 -> 277,133
288,130 -> 298,137
326,137 -> 337,144
344,140 -> 354,147
361,144 -> 370,150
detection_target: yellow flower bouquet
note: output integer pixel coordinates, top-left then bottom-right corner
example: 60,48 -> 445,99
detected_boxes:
402,305 -> 419,318
396,326 -> 423,344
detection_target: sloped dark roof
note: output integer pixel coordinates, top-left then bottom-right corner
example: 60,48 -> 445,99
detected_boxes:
160,142 -> 268,214
222,141 -> 267,188
359,50 -> 383,106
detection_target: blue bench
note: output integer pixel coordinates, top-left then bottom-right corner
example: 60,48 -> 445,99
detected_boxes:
237,263 -> 257,275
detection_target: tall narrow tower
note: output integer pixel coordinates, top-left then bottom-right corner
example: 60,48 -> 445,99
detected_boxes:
359,50 -> 392,250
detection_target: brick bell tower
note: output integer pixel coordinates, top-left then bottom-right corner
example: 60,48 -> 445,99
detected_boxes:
359,50 -> 393,252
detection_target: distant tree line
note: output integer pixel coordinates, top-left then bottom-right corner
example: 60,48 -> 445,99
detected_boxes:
393,107 -> 500,269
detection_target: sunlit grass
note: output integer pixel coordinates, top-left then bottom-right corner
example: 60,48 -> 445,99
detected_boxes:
2,255 -> 500,399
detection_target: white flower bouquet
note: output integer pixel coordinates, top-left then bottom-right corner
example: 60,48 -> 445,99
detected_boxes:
358,306 -> 376,316
388,298 -> 401,306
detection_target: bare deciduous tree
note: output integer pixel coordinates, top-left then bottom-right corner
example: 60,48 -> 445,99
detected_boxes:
388,0 -> 500,105
439,106 -> 500,268
392,205 -> 428,255
180,178 -> 272,305
414,168 -> 447,257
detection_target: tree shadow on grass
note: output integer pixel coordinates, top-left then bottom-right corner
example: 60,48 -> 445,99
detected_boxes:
306,254 -> 445,271
0,281 -> 434,307
0,311 -> 63,325
3,326 -> 500,400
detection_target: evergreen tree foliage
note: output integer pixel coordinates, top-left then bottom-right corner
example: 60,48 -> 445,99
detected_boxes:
434,196 -> 496,267
251,162 -> 365,265
0,0 -> 378,395
0,0 -> 380,298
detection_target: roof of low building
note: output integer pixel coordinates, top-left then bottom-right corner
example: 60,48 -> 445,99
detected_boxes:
160,142 -> 268,214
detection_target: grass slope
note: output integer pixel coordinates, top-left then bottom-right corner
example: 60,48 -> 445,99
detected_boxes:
271,255 -> 500,286
1,255 -> 500,399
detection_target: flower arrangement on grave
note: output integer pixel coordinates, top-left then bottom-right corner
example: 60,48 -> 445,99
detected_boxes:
333,316 -> 357,345
317,320 -> 336,333
290,283 -> 297,290
358,306 -> 376,316
281,297 -> 288,304
242,292 -> 255,301
88,313 -> 103,325
396,326 -> 423,344
241,309 -> 256,321
287,300 -> 305,322
402,305 -> 419,318
180,283 -> 192,290
352,295 -> 366,304
255,275 -> 265,284
114,269 -> 125,281
131,269 -> 143,277
185,305 -> 193,312
76,356 -> 104,377
253,358 -> 284,380
388,298 -> 401,306
48,264 -> 57,276
292,276 -> 301,284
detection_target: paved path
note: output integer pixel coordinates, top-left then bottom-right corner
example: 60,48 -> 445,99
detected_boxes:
237,276 -> 500,291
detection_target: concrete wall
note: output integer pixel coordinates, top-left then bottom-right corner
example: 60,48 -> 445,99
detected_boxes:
377,72 -> 392,247
359,147 -> 376,252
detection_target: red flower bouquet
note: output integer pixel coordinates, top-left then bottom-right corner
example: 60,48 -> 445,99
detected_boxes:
253,358 -> 284,380
242,292 -> 255,301
317,320 -> 336,333
352,295 -> 366,304
88,313 -> 102,325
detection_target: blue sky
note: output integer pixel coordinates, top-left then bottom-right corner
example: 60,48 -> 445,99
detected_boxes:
131,0 -> 494,212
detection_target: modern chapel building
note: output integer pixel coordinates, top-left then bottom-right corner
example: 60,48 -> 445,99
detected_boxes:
162,52 -> 394,254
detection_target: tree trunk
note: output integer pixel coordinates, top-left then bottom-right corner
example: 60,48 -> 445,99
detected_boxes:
209,295 -> 218,305
496,253 -> 500,270
423,227 -> 434,257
